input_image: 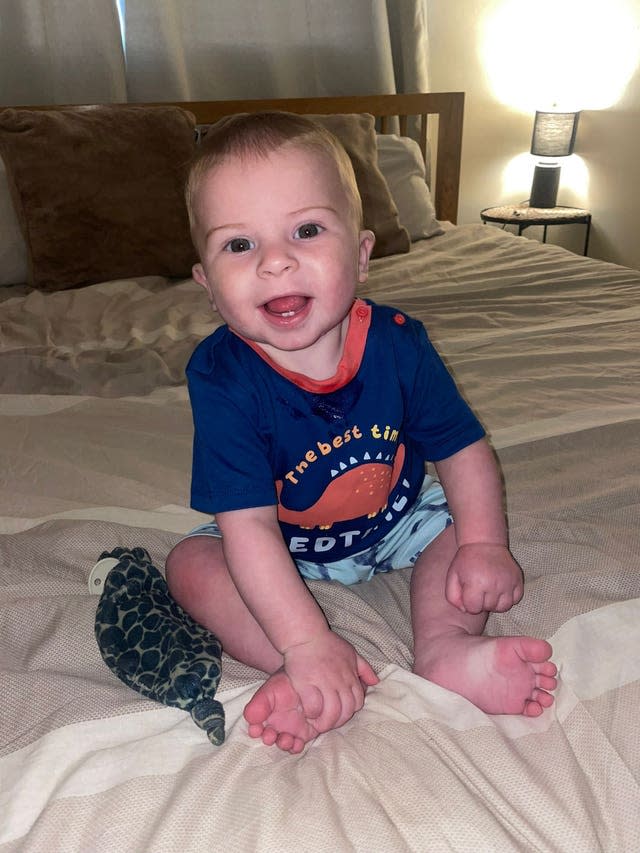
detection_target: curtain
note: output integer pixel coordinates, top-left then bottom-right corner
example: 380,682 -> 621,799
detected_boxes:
0,0 -> 126,105
0,0 -> 428,107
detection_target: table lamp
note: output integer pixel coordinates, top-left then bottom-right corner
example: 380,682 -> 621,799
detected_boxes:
529,110 -> 580,208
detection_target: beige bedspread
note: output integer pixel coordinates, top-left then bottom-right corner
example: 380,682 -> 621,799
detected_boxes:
1,225 -> 639,851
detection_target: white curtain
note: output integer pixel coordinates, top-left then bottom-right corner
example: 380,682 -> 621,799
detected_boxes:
0,0 -> 127,105
0,0 -> 429,106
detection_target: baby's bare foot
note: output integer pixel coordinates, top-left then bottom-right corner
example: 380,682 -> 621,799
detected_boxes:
414,633 -> 557,716
243,668 -> 320,754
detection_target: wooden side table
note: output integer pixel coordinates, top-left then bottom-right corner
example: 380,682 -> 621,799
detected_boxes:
480,205 -> 592,256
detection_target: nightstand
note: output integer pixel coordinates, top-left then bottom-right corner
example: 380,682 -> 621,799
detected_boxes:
480,205 -> 592,256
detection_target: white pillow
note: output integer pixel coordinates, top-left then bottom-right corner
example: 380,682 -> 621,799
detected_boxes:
0,156 -> 28,285
376,133 -> 443,242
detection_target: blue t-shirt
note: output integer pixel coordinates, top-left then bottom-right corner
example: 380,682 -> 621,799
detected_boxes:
187,300 -> 484,563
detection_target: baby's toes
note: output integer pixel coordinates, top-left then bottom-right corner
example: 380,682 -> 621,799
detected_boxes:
247,721 -> 265,739
243,690 -> 273,726
261,726 -> 279,746
532,687 -> 555,708
536,660 -> 558,677
523,699 -> 544,717
537,673 -> 558,692
276,732 -> 305,754
275,731 -> 295,752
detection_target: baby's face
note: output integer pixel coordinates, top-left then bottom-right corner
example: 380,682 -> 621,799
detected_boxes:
190,144 -> 374,374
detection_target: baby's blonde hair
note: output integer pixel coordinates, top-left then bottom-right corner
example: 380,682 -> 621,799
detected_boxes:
185,111 -> 363,236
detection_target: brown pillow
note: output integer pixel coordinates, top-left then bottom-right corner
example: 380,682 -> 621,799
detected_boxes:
0,105 -> 198,291
310,113 -> 410,259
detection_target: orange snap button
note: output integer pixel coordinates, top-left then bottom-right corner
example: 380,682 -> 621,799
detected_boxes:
393,313 -> 406,325
356,306 -> 368,319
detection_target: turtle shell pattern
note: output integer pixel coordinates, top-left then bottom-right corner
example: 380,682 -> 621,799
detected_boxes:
94,546 -> 225,745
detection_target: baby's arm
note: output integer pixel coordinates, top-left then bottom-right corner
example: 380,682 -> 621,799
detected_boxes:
434,438 -> 524,614
216,506 -> 378,731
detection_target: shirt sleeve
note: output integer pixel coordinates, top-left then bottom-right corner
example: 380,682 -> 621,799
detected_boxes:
187,345 -> 277,514
399,318 -> 485,461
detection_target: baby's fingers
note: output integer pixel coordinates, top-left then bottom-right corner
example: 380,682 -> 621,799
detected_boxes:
309,690 -> 352,734
298,684 -> 324,720
356,655 -> 379,687
491,581 -> 524,613
452,578 -> 489,614
445,572 -> 466,611
461,588 -> 488,614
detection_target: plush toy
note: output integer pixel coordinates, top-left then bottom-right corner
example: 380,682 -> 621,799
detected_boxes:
94,546 -> 225,745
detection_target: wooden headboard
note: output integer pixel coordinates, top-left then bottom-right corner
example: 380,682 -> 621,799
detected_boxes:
14,92 -> 464,224
162,92 -> 464,224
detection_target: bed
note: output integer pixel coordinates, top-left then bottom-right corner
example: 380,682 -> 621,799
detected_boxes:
1,92 -> 639,852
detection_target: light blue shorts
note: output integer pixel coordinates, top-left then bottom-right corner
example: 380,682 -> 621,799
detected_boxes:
184,474 -> 451,586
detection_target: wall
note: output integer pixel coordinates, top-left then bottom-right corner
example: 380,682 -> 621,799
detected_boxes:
427,0 -> 640,268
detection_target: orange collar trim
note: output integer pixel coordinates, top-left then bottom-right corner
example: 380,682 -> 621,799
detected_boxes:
239,299 -> 371,393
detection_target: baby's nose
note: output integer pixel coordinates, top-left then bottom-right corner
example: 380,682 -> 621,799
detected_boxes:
257,243 -> 298,276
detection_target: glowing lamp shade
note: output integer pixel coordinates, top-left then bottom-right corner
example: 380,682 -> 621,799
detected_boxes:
531,111 -> 580,157
529,111 -> 580,208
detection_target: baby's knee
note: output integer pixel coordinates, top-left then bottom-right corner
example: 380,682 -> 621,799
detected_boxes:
165,535 -> 222,597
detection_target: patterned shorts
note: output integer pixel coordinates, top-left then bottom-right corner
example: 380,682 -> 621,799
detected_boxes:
184,474 -> 451,586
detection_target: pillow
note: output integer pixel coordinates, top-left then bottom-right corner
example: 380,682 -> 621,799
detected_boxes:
0,156 -> 28,285
308,114 -> 410,259
376,134 -> 443,241
0,105 -> 198,291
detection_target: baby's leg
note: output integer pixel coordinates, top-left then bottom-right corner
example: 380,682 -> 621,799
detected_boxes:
410,526 -> 557,716
166,536 -> 317,751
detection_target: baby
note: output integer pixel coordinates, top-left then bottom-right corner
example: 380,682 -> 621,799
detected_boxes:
166,111 -> 557,754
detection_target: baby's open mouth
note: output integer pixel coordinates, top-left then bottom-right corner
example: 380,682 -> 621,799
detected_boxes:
264,295 -> 309,317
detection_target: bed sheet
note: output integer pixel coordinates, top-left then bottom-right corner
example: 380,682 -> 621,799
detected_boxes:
1,225 -> 639,851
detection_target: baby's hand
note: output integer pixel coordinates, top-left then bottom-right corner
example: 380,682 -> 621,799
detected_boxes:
282,629 -> 378,734
445,543 -> 524,614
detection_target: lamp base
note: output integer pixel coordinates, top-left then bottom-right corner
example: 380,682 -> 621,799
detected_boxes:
530,163 -> 560,208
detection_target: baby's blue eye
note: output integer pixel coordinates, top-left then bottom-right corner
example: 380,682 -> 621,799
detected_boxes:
295,223 -> 322,239
225,238 -> 254,253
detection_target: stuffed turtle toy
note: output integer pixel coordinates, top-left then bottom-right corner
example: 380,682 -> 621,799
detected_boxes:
94,546 -> 225,745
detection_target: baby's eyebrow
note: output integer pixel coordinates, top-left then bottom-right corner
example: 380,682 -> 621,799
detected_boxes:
204,223 -> 245,242
291,205 -> 338,217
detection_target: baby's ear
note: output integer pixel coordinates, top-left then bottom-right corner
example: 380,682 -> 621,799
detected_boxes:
192,263 -> 217,310
357,230 -> 376,283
